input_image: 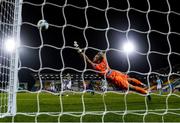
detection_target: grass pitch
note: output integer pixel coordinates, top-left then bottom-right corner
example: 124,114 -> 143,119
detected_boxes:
0,92 -> 180,122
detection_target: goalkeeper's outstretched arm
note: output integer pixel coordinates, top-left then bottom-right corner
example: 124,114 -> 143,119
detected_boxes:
79,51 -> 106,67
74,41 -> 97,67
80,52 -> 95,67
74,40 -> 107,64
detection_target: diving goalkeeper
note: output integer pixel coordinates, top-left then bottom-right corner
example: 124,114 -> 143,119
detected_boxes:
74,42 -> 151,100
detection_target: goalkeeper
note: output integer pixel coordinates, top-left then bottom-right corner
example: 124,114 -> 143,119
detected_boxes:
74,42 -> 151,100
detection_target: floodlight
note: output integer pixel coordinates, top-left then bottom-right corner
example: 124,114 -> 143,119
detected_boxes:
123,41 -> 135,53
5,38 -> 16,53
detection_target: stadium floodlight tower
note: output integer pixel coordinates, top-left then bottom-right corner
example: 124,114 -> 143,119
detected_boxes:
0,0 -> 22,117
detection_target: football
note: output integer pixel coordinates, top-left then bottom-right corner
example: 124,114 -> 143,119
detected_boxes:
37,19 -> 49,30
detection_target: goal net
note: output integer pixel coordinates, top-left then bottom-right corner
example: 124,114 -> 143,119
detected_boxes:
1,0 -> 180,122
0,0 -> 21,118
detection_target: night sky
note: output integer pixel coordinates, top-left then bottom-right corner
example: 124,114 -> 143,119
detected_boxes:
18,0 -> 180,83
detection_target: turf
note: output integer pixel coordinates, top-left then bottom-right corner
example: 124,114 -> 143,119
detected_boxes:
0,92 -> 180,122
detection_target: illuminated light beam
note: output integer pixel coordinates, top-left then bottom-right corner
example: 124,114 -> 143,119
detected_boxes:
123,41 -> 135,54
5,38 -> 16,53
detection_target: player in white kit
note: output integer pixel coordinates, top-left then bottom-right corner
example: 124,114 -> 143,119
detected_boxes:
156,76 -> 163,95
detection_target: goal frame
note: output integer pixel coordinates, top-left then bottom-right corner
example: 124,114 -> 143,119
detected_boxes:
5,0 -> 22,117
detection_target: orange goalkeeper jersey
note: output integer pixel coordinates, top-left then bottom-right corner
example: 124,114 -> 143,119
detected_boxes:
93,58 -> 129,89
93,58 -> 110,75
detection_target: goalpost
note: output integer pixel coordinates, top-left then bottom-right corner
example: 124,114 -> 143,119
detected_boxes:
1,0 -> 180,122
0,0 -> 22,117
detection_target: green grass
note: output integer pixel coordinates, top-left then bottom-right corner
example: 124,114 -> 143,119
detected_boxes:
0,92 -> 180,122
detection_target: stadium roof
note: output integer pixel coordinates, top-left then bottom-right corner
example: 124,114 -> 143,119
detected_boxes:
32,64 -> 180,81
32,73 -> 103,81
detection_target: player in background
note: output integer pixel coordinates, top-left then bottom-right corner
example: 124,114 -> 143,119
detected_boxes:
87,79 -> 95,95
59,73 -> 72,96
50,80 -> 56,92
66,73 -> 72,91
61,78 -> 67,91
156,76 -> 163,95
74,41 -> 151,100
61,73 -> 72,91
101,78 -> 108,92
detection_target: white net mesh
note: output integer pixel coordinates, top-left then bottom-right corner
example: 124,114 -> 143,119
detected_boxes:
1,0 -> 180,122
0,0 -> 17,117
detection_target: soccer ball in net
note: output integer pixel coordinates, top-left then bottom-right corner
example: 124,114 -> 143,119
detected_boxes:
37,19 -> 49,30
